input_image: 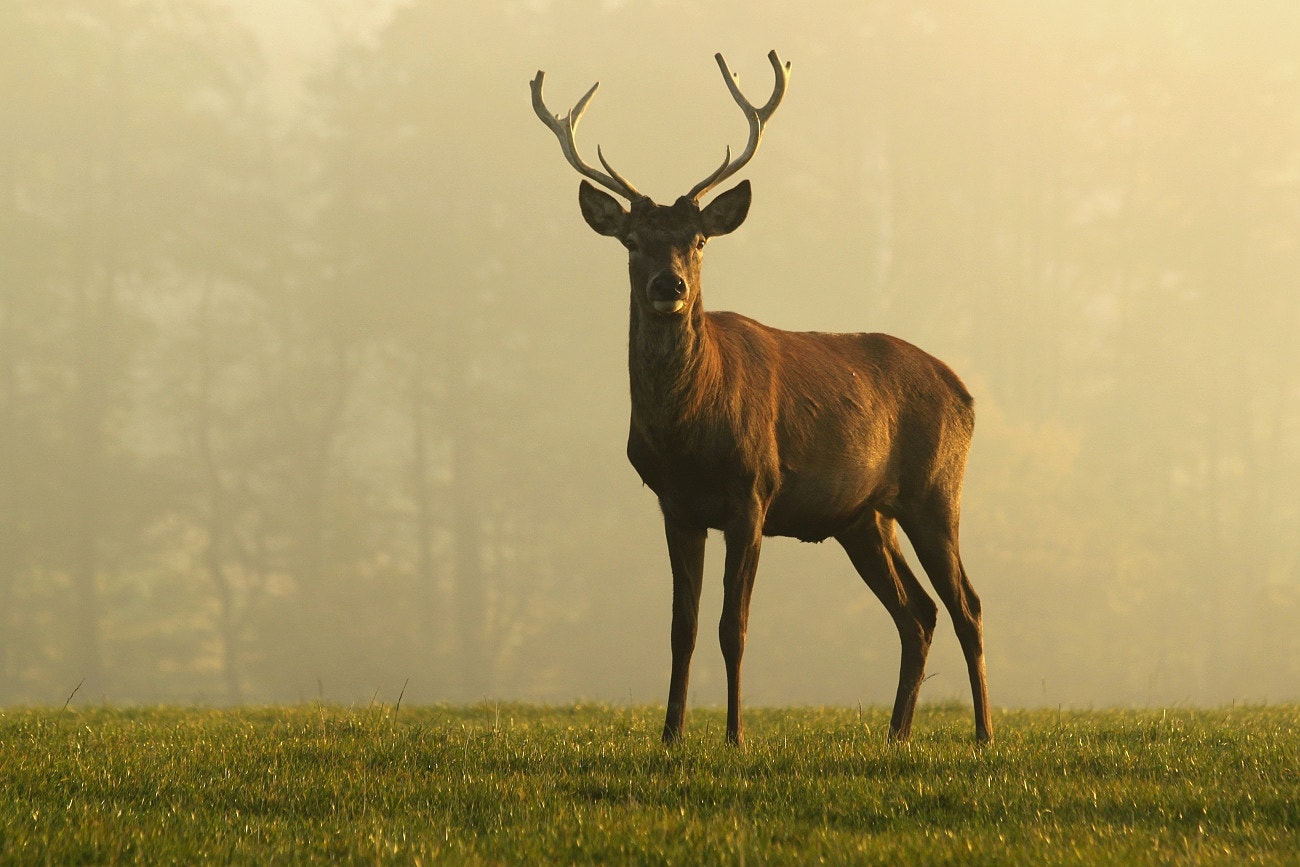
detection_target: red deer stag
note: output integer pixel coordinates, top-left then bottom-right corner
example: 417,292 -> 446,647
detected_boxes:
531,51 -> 991,745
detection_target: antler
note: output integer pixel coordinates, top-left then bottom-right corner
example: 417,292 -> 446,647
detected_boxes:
686,50 -> 791,203
531,71 -> 645,201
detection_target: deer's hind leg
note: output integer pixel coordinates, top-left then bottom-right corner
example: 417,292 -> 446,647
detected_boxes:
901,500 -> 992,743
837,511 -> 938,742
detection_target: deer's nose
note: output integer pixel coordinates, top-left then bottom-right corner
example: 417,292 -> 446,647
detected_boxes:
648,271 -> 687,300
647,271 -> 688,314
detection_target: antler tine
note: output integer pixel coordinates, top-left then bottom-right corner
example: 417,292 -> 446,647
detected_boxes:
687,50 -> 791,203
597,146 -> 642,200
531,70 -> 644,201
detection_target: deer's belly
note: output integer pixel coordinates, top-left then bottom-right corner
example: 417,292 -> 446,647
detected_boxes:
763,469 -> 896,542
763,498 -> 877,543
630,447 -> 887,540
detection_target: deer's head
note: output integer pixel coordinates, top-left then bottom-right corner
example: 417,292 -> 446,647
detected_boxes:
576,182 -> 750,316
532,52 -> 790,318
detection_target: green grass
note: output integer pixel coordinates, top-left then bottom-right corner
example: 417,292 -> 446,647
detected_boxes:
1,703 -> 1296,864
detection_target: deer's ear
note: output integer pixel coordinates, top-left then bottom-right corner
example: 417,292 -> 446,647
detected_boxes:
699,180 -> 751,237
578,181 -> 627,236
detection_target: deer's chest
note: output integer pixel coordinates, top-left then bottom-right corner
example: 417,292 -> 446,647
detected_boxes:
625,422 -> 766,530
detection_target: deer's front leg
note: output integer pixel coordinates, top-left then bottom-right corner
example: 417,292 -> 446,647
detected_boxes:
662,514 -> 706,745
719,513 -> 764,747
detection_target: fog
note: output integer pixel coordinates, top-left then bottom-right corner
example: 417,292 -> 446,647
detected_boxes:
2,0 -> 1298,711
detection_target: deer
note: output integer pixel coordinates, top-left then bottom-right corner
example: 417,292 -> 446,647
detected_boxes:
531,51 -> 992,746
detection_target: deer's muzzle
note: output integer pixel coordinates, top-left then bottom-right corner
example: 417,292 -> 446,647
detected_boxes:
647,271 -> 688,314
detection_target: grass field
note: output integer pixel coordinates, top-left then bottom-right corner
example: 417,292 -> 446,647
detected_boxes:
1,703 -> 1296,863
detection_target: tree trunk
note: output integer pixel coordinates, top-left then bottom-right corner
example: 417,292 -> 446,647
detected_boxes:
447,352 -> 488,700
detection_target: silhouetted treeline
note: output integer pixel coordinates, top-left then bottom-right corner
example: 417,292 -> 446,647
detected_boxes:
1,0 -> 1297,707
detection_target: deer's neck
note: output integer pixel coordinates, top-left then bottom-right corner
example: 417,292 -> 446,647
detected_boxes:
628,300 -> 722,433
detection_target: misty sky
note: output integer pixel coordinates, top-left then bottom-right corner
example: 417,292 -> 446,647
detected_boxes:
2,0 -> 1298,711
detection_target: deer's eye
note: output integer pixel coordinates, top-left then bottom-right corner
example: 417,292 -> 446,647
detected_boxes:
622,236 -> 639,253
695,237 -> 708,251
